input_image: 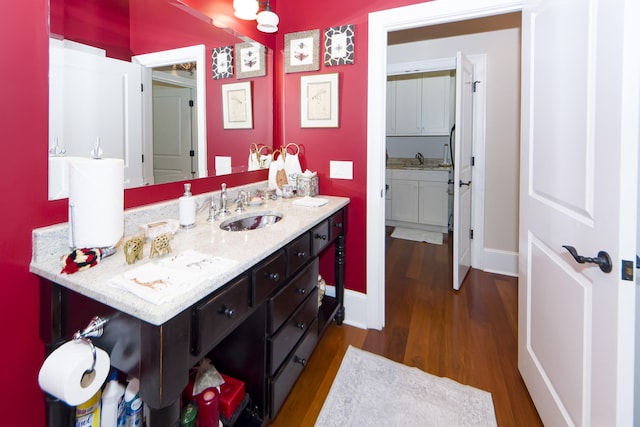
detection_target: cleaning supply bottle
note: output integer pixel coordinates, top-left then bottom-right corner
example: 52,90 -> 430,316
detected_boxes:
75,389 -> 102,427
124,378 -> 144,427
179,183 -> 196,229
101,371 -> 125,427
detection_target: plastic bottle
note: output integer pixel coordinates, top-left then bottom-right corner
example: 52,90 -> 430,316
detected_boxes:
75,389 -> 102,427
124,378 -> 144,427
179,183 -> 196,228
101,371 -> 125,427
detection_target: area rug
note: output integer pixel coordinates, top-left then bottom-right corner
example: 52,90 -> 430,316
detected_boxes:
391,227 -> 443,245
315,346 -> 497,427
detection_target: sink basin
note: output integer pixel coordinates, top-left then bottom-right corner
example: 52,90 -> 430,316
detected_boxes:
219,211 -> 283,231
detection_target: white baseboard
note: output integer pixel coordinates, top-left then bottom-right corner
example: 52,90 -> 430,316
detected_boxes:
325,285 -> 369,330
481,248 -> 518,277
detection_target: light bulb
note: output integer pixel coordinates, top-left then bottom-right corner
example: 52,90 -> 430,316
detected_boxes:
233,0 -> 258,20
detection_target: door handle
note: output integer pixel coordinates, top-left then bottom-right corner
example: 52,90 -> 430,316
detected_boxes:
459,180 -> 471,187
562,245 -> 612,273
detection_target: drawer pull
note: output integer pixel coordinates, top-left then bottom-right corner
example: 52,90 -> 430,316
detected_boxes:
296,251 -> 306,257
296,322 -> 306,330
265,272 -> 280,281
333,222 -> 343,228
314,233 -> 327,241
220,307 -> 235,318
294,356 -> 307,366
296,288 -> 306,295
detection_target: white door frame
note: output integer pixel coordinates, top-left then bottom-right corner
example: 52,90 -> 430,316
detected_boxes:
367,0 -> 522,329
132,45 -> 207,185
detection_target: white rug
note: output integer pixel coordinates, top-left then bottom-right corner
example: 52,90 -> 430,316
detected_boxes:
315,346 -> 497,427
391,227 -> 443,245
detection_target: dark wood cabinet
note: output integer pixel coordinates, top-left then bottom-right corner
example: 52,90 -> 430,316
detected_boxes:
40,205 -> 347,427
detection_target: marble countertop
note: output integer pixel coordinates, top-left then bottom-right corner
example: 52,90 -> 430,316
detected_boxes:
386,157 -> 452,171
30,193 -> 349,325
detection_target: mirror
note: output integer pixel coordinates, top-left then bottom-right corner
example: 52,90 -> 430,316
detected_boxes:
48,0 -> 274,200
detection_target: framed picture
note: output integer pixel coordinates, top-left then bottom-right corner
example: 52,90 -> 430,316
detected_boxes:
212,46 -> 234,79
300,73 -> 339,128
324,24 -> 355,66
222,81 -> 253,129
235,42 -> 266,79
284,29 -> 320,73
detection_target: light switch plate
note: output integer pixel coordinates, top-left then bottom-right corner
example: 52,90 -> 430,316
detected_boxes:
215,156 -> 232,176
330,161 -> 353,180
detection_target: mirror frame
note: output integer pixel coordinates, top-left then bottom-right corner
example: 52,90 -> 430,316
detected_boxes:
132,45 -> 208,183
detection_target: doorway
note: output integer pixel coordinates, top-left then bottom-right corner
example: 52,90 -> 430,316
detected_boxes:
366,1 -> 523,330
378,11 -> 522,328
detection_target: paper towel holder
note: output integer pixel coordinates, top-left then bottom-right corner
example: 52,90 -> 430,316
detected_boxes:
72,316 -> 108,386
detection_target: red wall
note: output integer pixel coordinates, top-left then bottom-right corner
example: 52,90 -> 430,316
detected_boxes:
0,0 -> 424,422
276,0 -> 427,293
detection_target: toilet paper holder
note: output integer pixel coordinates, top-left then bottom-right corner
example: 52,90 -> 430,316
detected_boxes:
72,316 -> 108,373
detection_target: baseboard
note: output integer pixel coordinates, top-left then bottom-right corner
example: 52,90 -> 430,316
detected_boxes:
481,248 -> 518,277
325,285 -> 368,330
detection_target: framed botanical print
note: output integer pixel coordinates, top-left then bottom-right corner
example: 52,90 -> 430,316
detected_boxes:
324,24 -> 355,66
284,29 -> 320,73
222,81 -> 253,129
212,46 -> 234,79
235,42 -> 266,79
300,73 -> 339,128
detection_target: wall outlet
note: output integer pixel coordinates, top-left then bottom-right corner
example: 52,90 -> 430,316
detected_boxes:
330,161 -> 353,180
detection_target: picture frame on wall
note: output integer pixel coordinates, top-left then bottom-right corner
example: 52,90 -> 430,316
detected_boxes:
284,29 -> 320,73
222,81 -> 253,129
300,73 -> 339,128
324,24 -> 355,66
212,46 -> 234,79
235,42 -> 266,79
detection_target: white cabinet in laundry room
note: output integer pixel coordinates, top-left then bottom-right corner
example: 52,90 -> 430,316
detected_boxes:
388,169 -> 449,232
386,71 -> 454,136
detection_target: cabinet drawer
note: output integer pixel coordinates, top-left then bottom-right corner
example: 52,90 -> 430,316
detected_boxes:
329,209 -> 345,242
191,274 -> 250,356
269,287 -> 318,375
286,233 -> 311,276
311,220 -> 330,256
269,318 -> 318,418
268,258 -> 318,334
252,250 -> 286,306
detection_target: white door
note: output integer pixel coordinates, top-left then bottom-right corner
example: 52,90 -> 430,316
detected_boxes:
519,0 -> 638,425
49,41 -> 144,193
152,84 -> 196,184
453,52 -> 474,291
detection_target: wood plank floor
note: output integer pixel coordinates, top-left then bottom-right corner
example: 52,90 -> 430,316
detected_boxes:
270,228 -> 542,426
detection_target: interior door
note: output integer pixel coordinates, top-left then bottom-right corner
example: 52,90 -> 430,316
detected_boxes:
452,51 -> 473,291
519,0 -> 637,425
50,41 -> 144,191
152,84 -> 196,184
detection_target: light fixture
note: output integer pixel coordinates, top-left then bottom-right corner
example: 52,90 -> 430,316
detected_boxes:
233,0 -> 279,33
233,0 -> 259,20
256,1 -> 279,33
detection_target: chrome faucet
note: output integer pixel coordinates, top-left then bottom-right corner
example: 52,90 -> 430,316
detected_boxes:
219,183 -> 230,217
235,190 -> 247,213
206,193 -> 218,222
415,152 -> 424,165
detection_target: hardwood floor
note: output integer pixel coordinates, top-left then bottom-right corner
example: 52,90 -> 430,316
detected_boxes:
270,228 -> 542,426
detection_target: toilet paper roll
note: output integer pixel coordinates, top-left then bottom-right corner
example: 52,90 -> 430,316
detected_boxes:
38,340 -> 110,406
68,158 -> 124,248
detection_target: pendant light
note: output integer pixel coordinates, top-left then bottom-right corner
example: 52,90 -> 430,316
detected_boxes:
256,0 -> 279,33
233,0 -> 259,20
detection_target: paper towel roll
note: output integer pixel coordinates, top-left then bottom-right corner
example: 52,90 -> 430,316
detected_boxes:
68,158 -> 124,248
38,340 -> 110,406
48,156 -> 71,200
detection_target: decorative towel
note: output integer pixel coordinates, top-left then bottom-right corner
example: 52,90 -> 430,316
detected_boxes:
109,250 -> 238,304
292,196 -> 329,207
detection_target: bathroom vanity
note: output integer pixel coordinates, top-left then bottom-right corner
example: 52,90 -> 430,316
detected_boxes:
31,191 -> 349,427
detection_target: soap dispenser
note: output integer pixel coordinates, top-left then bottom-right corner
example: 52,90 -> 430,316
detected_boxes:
179,183 -> 196,229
